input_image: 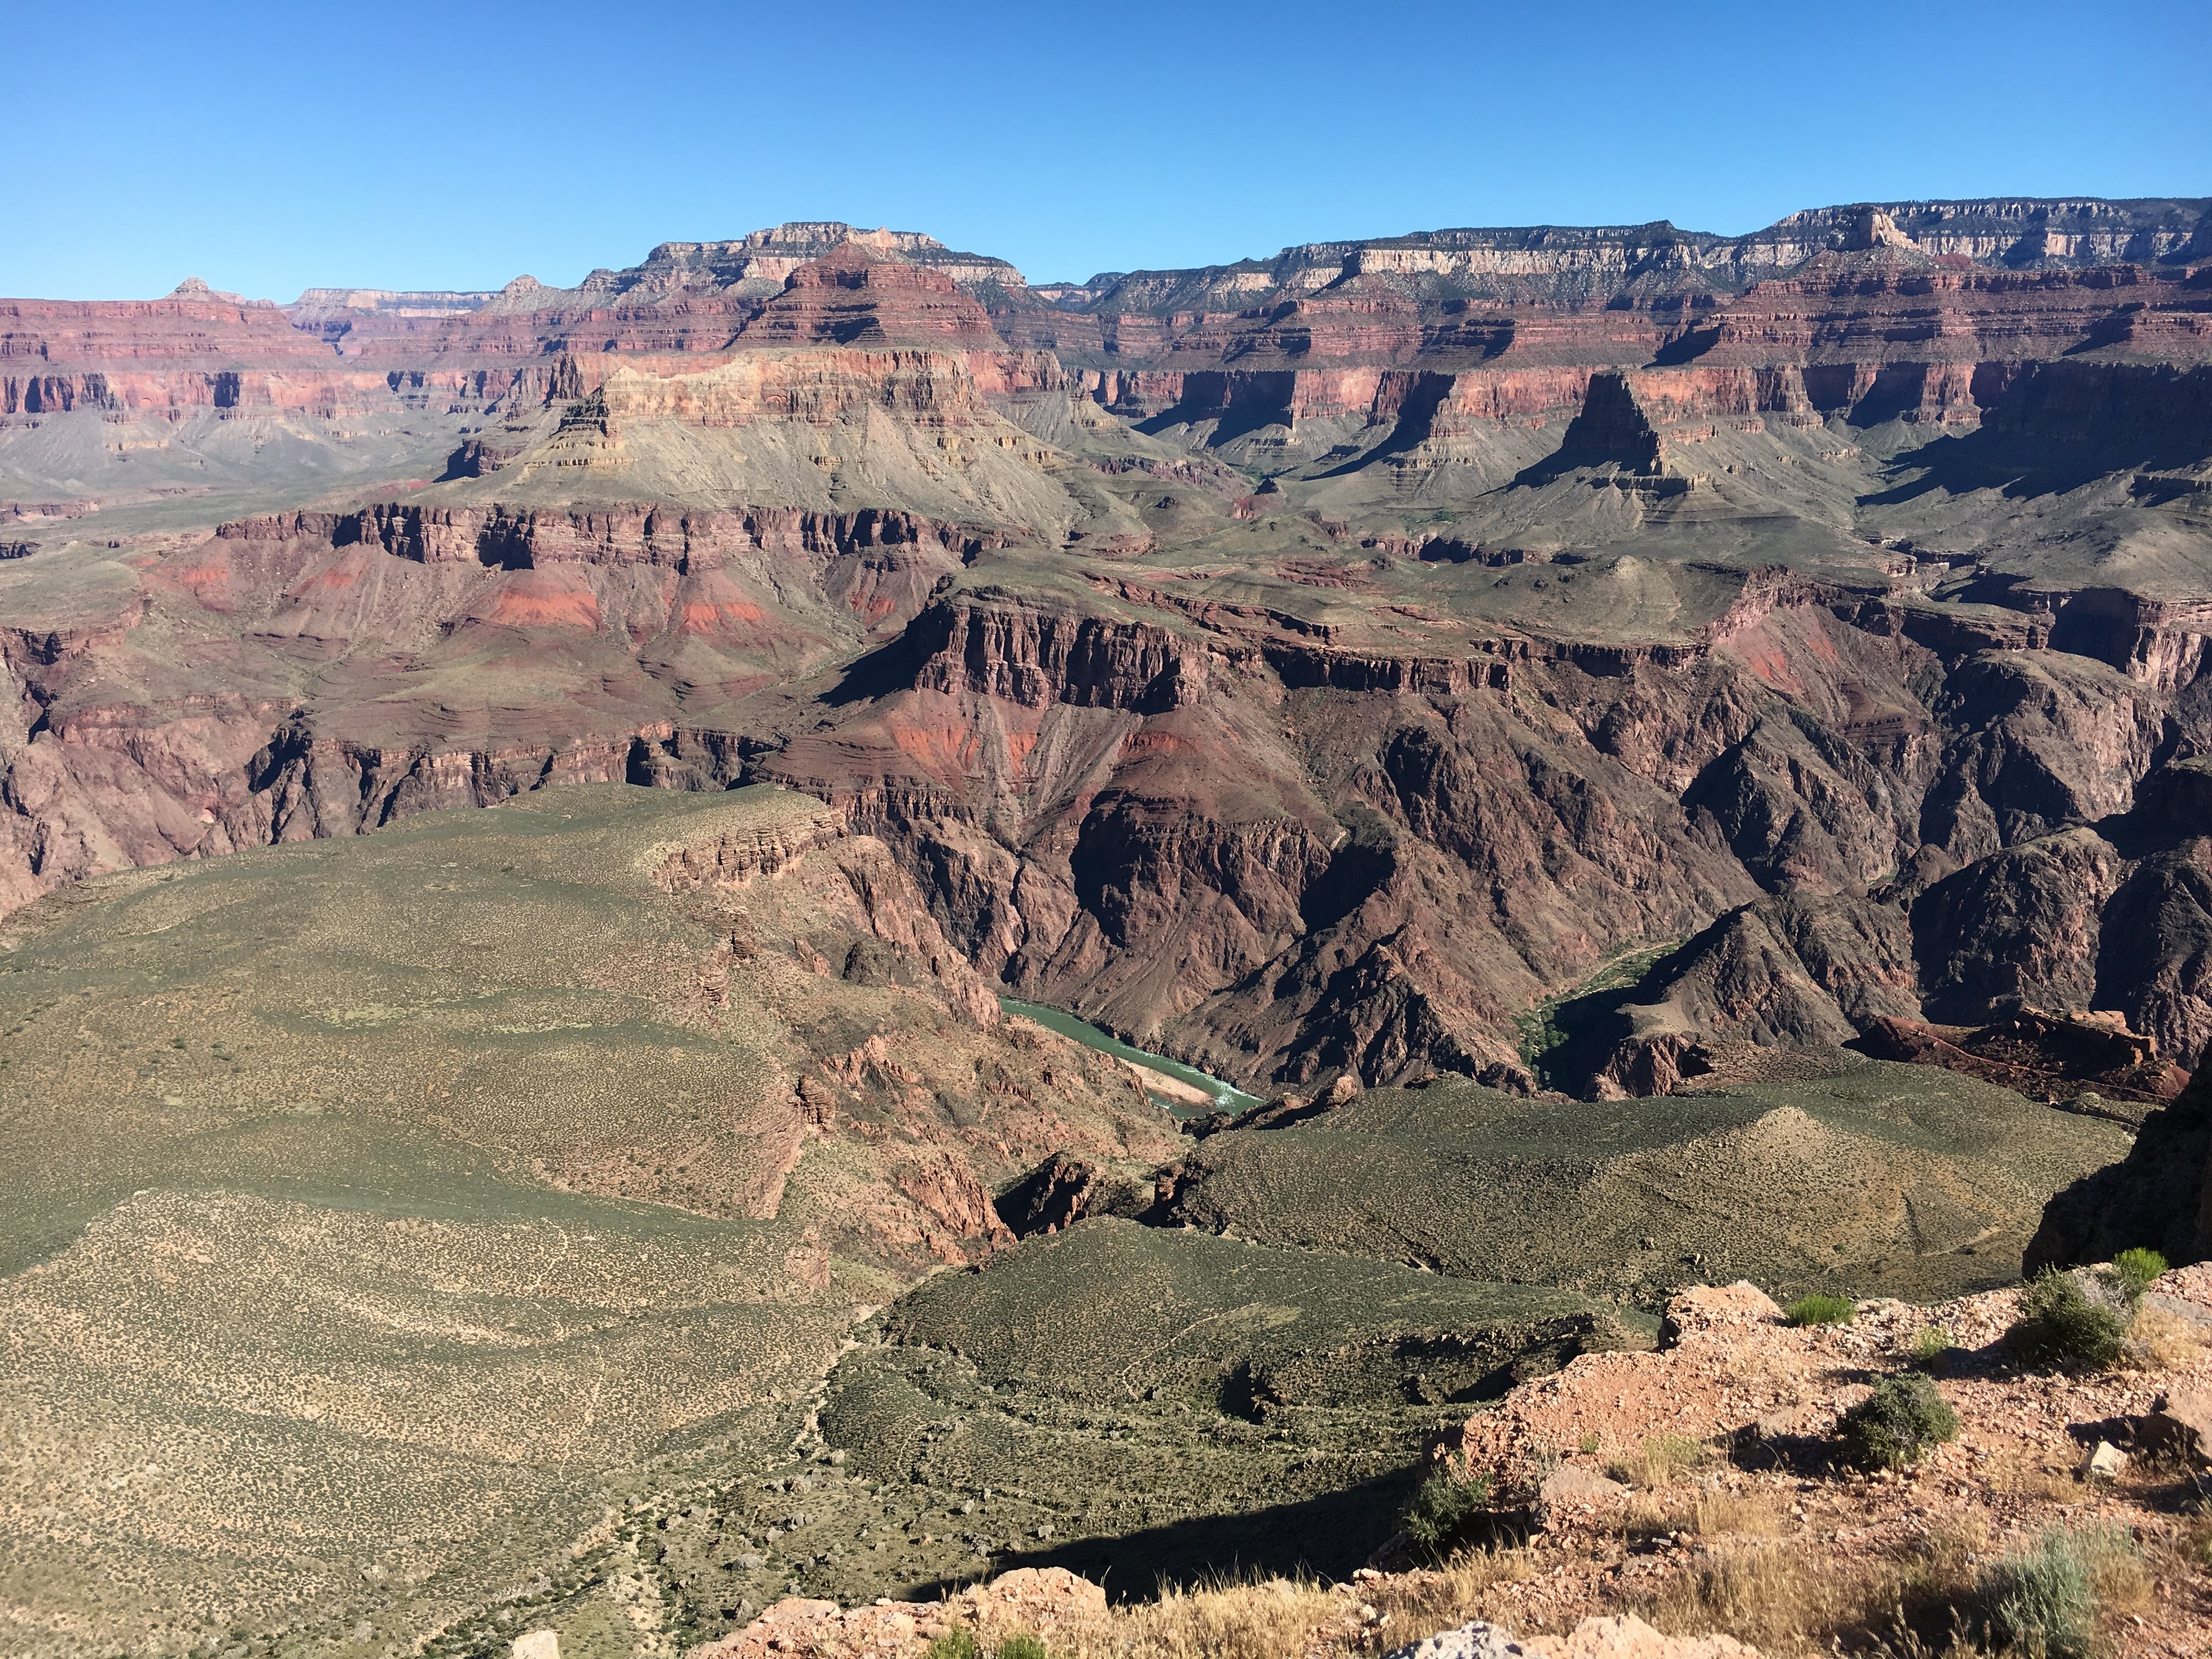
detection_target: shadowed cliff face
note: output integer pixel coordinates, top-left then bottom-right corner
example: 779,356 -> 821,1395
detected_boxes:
756,551 -> 2212,1093
4,205 -> 2212,1097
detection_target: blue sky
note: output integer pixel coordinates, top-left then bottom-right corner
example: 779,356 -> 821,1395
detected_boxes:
9,0 -> 2208,301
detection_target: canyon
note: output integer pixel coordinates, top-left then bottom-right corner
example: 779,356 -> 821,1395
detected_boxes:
4,199 -> 2211,1101
7,195 -> 2212,1659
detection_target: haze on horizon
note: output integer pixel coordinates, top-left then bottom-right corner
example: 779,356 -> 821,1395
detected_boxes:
11,0 -> 2210,304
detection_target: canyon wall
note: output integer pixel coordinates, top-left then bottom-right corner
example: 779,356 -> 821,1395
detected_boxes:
3,199 -> 2210,1098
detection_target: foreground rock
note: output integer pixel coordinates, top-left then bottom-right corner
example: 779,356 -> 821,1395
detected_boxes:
668,1268 -> 2212,1659
1430,1272 -> 2212,1655
693,1567 -> 1106,1659
697,1577 -> 1758,1659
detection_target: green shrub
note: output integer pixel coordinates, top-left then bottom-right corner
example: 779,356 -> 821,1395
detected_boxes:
995,1635 -> 1048,1659
1401,1462 -> 1493,1556
2010,1267 -> 2127,1369
1835,1372 -> 1960,1470
928,1628 -> 983,1659
1976,1526 -> 2143,1659
1785,1293 -> 1855,1327
1908,1324 -> 1953,1369
2113,1247 -> 2169,1301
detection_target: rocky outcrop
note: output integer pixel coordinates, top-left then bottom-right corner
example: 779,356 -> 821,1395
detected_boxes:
1982,359 -> 2212,457
696,1567 -> 1767,1659
1019,199 -> 2208,335
579,346 -> 1020,431
762,527 -> 2212,1094
649,800 -> 849,891
1543,373 -> 1668,476
1427,1271 -> 2212,1649
0,494 -> 1015,916
218,500 -> 992,590
1851,1011 -> 2187,1111
483,223 -> 1026,316
2097,831 -> 2212,1065
691,1569 -> 1102,1659
1394,1617 -> 1760,1659
1911,828 -> 2120,1023
1568,895 -> 1920,1098
990,1150 -> 1150,1236
0,292 -> 323,366
732,245 -> 1009,351
903,597 -> 1207,712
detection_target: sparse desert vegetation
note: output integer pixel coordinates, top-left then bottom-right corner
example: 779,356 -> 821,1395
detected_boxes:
2009,1268 -> 2130,1369
1976,1526 -> 2150,1659
1785,1294 -> 1855,1327
1400,1467 -> 1495,1560
1835,1373 -> 1961,1470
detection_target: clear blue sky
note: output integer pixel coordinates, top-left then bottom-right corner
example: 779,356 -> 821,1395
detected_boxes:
10,0 -> 2208,301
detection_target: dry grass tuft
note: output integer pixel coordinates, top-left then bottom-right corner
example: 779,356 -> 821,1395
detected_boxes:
1644,1532 -> 1998,1658
1920,1517 -> 1991,1575
1858,1630 -> 1996,1658
1691,1491 -> 1783,1537
1606,1431 -> 1709,1489
2122,1302 -> 2205,1372
1058,1577 -> 1342,1659
1053,1553 -> 1538,1659
2165,1510 -> 2212,1571
2084,1533 -> 2153,1617
1618,1485 -> 1782,1548
1618,1491 -> 1678,1545
1363,1548 -> 1535,1645
1983,1452 -> 2079,1504
1649,1543 -> 1864,1654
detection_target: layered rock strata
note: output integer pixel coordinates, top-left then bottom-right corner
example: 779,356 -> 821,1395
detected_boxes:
3,201 -> 2211,1099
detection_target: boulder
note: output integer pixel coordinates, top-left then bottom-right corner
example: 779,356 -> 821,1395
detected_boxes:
2079,1440 -> 2128,1478
1393,1616 -> 1763,1659
1384,1622 -> 1534,1659
2139,1388 -> 2212,1466
1661,1282 -> 1785,1344
951,1566 -> 1107,1642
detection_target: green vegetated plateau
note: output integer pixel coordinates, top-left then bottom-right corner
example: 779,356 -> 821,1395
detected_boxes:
0,786 -> 1156,1659
1159,1065 -> 2130,1304
727,1223 -> 1651,1610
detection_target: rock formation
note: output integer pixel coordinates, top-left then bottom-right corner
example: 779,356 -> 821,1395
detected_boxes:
6,198 -> 2212,1109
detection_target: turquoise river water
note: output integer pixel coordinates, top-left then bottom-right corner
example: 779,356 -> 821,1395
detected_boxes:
998,998 -> 1265,1118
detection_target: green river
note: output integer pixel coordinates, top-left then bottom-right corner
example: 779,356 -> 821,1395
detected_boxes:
998,998 -> 1265,1118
